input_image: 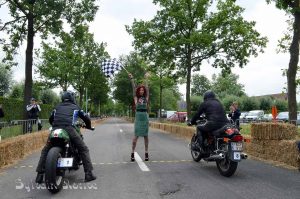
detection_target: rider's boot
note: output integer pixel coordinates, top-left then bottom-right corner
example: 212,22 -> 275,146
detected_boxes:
35,172 -> 44,184
85,171 -> 97,182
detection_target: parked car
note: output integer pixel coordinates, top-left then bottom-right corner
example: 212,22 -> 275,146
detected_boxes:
240,112 -> 248,123
245,110 -> 264,122
167,112 -> 187,123
276,111 -> 289,123
263,113 -> 273,122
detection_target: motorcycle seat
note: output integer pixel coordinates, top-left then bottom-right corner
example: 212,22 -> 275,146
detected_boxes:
211,124 -> 232,137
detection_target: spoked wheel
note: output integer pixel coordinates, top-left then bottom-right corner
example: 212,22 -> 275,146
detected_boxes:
45,147 -> 65,193
190,134 -> 202,162
216,155 -> 238,177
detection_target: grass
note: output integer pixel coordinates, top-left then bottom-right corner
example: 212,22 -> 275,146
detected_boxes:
0,123 -> 51,140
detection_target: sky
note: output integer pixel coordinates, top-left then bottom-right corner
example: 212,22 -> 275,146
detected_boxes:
0,0 -> 292,98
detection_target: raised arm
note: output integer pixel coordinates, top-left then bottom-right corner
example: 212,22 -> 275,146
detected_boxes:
128,73 -> 137,102
144,72 -> 150,101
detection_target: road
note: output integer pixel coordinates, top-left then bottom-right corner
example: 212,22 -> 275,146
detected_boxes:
0,118 -> 299,199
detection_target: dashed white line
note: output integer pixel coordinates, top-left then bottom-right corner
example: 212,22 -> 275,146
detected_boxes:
120,129 -> 123,133
134,152 -> 150,172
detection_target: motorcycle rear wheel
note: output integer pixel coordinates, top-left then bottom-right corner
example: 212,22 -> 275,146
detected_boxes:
216,157 -> 238,177
45,147 -> 65,193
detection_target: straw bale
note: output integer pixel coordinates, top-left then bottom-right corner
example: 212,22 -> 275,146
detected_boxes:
251,123 -> 297,140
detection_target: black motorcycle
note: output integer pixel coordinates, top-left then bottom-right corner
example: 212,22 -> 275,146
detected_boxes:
189,118 -> 247,177
45,123 -> 94,193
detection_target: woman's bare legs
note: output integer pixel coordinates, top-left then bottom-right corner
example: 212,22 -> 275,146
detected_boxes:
144,136 -> 149,161
132,136 -> 139,153
144,136 -> 149,152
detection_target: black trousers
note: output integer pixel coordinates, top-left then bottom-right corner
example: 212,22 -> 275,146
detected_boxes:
36,126 -> 93,173
196,121 -> 226,144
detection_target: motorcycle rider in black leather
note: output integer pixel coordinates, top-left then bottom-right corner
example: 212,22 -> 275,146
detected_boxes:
188,90 -> 229,150
35,91 -> 96,183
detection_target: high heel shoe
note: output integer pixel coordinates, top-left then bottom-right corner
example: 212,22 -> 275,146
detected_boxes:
145,153 -> 149,161
131,153 -> 135,162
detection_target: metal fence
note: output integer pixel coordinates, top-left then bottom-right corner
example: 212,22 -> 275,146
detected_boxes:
0,119 -> 50,141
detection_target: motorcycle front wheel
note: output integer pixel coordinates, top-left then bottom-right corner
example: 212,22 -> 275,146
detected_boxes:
45,147 -> 65,193
190,134 -> 202,162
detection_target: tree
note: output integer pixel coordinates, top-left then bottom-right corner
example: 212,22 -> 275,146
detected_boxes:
40,89 -> 59,105
191,74 -> 211,96
9,82 -> 23,99
274,99 -> 288,112
190,95 -> 203,113
239,96 -> 259,111
0,0 -> 98,119
37,24 -> 109,106
259,97 -> 273,111
127,0 -> 267,117
211,72 -> 245,99
221,95 -> 239,111
161,87 -> 181,110
0,63 -> 12,96
267,0 -> 300,122
8,80 -> 44,101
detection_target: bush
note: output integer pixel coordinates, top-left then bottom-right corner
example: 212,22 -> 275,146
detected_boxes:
0,97 -> 53,121
239,96 -> 259,111
259,97 -> 272,111
190,96 -> 202,112
274,100 -> 288,112
221,95 -> 239,111
149,112 -> 156,118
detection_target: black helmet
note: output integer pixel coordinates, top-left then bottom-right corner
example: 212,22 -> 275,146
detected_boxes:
61,91 -> 75,103
203,90 -> 216,101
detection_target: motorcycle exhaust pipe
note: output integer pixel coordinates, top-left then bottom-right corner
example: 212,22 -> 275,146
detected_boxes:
241,153 -> 248,159
205,153 -> 225,161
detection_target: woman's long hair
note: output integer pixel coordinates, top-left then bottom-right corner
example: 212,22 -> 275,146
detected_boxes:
135,85 -> 147,98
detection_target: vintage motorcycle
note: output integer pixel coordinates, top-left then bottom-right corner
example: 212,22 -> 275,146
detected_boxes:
45,123 -> 94,193
189,118 -> 248,177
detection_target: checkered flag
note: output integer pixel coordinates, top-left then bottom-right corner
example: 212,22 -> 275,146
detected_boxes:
101,58 -> 123,78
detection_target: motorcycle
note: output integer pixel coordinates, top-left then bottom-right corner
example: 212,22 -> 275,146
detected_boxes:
189,118 -> 247,177
45,123 -> 94,193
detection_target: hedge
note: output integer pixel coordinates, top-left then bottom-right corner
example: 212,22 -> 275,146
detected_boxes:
0,97 -> 54,121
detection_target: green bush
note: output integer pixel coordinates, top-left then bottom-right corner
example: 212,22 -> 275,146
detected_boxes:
149,112 -> 156,118
0,97 -> 53,121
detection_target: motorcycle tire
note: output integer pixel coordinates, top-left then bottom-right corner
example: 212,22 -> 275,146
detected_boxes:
190,134 -> 202,162
216,158 -> 238,177
45,147 -> 65,193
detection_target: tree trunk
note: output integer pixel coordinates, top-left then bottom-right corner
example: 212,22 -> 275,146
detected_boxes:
186,52 -> 192,118
287,11 -> 300,124
159,75 -> 163,118
23,13 -> 34,120
79,89 -> 83,107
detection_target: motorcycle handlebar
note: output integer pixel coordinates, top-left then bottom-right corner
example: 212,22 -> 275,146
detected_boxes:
76,123 -> 95,131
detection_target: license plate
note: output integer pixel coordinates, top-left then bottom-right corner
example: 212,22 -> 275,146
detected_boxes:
231,142 -> 243,151
57,158 -> 73,168
233,152 -> 241,160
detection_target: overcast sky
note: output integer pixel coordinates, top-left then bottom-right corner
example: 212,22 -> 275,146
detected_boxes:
0,0 -> 291,97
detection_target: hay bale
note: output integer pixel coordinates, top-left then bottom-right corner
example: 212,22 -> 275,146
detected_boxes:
251,122 -> 297,140
245,139 -> 300,168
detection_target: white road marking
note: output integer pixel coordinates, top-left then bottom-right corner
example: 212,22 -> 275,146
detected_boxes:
134,152 -> 150,172
120,129 -> 123,133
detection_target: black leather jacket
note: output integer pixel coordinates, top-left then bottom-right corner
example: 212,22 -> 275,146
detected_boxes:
49,101 -> 91,129
191,98 -> 228,125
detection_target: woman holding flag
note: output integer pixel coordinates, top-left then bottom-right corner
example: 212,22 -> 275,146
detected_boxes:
128,72 -> 150,162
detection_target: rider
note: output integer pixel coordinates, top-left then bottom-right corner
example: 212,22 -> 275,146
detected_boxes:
35,91 -> 96,183
188,90 -> 229,150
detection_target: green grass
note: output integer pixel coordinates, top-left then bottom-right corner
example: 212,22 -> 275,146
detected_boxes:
240,124 -> 251,135
0,123 -> 51,140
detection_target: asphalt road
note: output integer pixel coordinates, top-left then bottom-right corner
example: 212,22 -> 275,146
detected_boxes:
0,118 -> 299,199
